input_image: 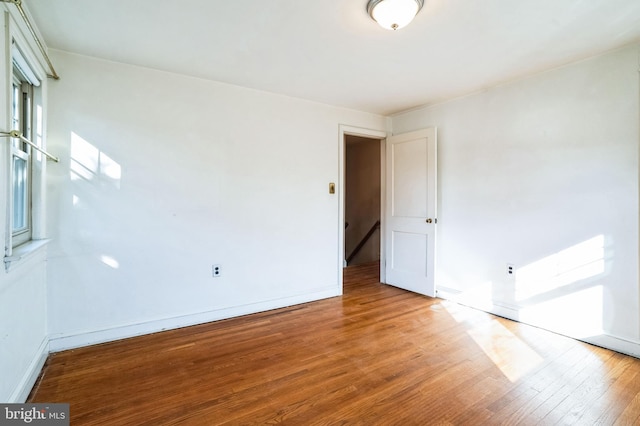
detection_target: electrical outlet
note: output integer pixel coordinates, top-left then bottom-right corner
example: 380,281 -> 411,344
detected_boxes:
212,264 -> 221,277
506,263 -> 515,276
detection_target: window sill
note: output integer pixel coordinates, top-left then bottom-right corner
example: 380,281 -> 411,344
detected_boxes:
4,239 -> 51,271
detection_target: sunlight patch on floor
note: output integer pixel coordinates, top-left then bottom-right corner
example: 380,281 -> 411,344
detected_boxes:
441,302 -> 544,383
466,319 -> 544,383
440,299 -> 488,323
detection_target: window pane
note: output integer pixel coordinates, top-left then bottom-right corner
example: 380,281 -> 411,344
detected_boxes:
12,83 -> 20,150
12,83 -> 19,129
11,59 -> 35,247
12,155 -> 28,232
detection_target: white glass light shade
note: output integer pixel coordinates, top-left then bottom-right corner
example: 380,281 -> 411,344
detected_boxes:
368,0 -> 424,31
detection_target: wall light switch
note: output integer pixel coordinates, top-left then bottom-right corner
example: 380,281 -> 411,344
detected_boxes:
329,182 -> 335,194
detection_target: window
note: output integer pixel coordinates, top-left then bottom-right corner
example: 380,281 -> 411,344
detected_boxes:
10,63 -> 35,247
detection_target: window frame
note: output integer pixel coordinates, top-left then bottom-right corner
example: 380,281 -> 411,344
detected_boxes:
10,69 -> 34,248
3,34 -> 47,266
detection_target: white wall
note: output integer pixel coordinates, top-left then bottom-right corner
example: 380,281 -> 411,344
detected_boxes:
45,50 -> 387,349
392,45 -> 640,354
0,251 -> 48,402
0,6 -> 49,402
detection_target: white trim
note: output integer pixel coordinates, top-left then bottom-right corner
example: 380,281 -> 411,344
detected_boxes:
3,2 -> 49,80
338,124 -> 388,288
5,11 -> 46,83
4,238 -> 49,270
3,240 -> 48,277
379,137 -> 387,283
584,335 -> 640,359
8,336 -> 49,403
49,287 -> 340,352
12,44 -> 40,86
4,12 -> 49,264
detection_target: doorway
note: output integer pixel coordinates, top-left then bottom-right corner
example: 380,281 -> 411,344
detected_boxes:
342,135 -> 386,289
344,135 -> 382,268
338,126 -> 437,297
338,125 -> 387,292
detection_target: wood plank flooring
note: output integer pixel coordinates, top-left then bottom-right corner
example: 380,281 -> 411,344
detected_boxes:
29,262 -> 640,425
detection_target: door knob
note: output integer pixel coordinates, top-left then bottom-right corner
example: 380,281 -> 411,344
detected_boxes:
426,218 -> 433,223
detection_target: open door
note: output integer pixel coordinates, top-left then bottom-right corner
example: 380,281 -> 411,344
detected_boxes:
384,128 -> 437,297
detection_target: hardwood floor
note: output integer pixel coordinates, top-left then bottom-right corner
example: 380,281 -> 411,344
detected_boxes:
30,262 -> 640,425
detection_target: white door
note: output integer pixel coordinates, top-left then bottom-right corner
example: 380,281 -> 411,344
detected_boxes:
384,128 -> 437,297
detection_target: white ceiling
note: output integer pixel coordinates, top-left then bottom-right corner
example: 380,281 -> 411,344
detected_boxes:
26,0 -> 640,115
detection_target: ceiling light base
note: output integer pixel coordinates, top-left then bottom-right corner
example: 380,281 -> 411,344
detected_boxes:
367,0 -> 424,31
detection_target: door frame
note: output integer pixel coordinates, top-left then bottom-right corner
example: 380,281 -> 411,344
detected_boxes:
338,125 -> 388,291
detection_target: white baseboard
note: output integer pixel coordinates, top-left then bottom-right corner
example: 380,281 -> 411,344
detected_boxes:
9,337 -> 49,403
49,287 -> 340,352
436,287 -> 640,359
582,334 -> 640,358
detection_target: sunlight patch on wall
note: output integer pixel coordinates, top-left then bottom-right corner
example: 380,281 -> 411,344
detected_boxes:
70,133 -> 98,181
466,319 -> 544,383
519,285 -> 604,338
70,132 -> 122,188
515,235 -> 605,302
100,255 -> 120,269
446,281 -> 494,313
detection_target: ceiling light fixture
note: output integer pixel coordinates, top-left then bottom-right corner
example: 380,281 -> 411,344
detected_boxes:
367,0 -> 424,31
